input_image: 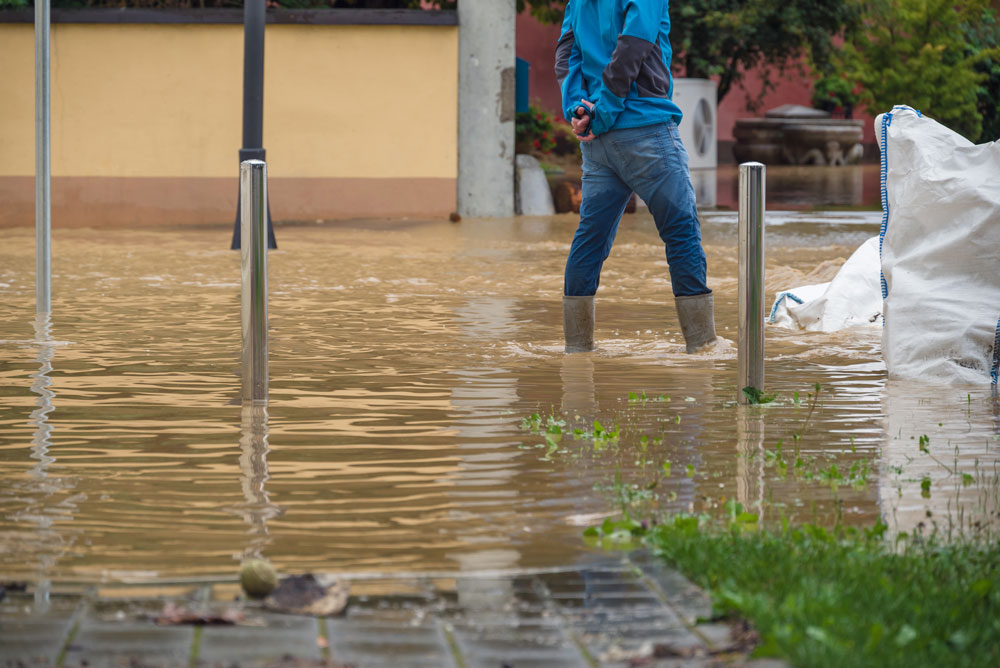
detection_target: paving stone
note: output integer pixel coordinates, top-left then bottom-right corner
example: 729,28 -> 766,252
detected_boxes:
55,598 -> 194,668
629,551 -> 714,625
445,577 -> 587,668
448,624 -> 588,668
0,564 -> 764,667
199,612 -> 322,663
0,593 -> 80,665
326,599 -> 454,668
62,619 -> 193,668
692,621 -> 737,650
536,568 -> 709,665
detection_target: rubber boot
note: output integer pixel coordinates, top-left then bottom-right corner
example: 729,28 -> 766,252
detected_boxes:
675,292 -> 717,353
563,295 -> 595,353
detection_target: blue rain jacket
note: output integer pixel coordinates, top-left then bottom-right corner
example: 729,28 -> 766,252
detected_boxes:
555,0 -> 682,136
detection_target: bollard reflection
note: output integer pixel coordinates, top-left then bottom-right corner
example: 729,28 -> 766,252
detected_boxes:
28,314 -> 56,612
28,315 -> 56,488
559,353 -> 596,420
235,404 -> 282,559
20,314 -> 80,612
735,405 -> 765,521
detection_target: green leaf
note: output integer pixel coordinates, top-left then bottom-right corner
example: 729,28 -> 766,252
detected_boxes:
742,386 -> 778,404
971,578 -> 993,598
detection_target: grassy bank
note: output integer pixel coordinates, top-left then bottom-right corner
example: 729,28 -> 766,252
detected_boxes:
603,516 -> 1000,667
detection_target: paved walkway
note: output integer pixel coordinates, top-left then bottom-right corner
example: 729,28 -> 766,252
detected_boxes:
1,553 -> 785,668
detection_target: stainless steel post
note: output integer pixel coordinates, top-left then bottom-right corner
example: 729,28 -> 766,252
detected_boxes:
738,162 -> 765,404
35,0 -> 51,314
241,160 -> 268,404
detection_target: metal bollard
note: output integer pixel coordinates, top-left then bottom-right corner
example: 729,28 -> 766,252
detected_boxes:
738,162 -> 765,404
241,160 -> 268,404
35,0 -> 51,315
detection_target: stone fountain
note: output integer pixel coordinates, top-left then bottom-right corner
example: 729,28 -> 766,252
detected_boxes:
733,104 -> 864,166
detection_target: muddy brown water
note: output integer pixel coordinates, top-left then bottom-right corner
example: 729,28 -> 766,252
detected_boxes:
1,209 -> 997,585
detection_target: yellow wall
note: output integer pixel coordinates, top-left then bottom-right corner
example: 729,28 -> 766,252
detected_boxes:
0,23 -> 458,180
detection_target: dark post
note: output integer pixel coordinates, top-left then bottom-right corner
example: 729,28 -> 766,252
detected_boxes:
231,0 -> 277,250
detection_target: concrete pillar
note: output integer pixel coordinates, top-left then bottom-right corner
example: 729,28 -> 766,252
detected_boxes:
458,1 -> 516,218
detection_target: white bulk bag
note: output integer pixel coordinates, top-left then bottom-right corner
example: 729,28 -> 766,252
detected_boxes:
877,106 -> 1000,385
768,236 -> 883,332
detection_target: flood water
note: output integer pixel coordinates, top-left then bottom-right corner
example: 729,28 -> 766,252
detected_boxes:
1,207 -> 997,586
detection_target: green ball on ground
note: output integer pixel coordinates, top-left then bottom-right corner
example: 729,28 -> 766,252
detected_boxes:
240,558 -> 278,599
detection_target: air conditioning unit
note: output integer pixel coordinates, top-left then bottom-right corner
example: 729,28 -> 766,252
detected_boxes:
672,78 -> 718,170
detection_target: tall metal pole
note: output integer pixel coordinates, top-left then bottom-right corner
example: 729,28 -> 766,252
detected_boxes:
241,160 -> 269,405
738,162 -> 765,404
231,0 -> 276,250
35,0 -> 51,314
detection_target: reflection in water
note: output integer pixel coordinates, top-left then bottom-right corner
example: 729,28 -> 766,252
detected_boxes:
450,297 -> 522,576
230,404 -> 282,560
15,315 -> 81,610
880,382 -> 1000,538
560,354 -> 596,419
27,316 -> 56,492
450,298 -> 520,611
715,164 -> 877,210
736,407 -> 765,521
28,315 -> 56,612
690,168 -> 717,208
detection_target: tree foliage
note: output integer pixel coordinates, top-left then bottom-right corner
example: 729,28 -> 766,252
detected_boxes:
963,6 -> 1000,141
836,0 -> 1000,141
669,1 -> 860,105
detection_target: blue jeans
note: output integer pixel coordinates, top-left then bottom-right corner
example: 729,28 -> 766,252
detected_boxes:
564,121 -> 710,298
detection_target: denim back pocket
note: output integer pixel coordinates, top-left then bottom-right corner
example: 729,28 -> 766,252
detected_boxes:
610,129 -> 674,182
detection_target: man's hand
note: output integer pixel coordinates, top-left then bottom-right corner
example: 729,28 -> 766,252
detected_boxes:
572,99 -> 595,142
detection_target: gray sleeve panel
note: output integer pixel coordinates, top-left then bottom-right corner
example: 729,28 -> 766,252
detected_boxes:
601,34 -> 656,99
635,44 -> 671,98
555,29 -> 574,85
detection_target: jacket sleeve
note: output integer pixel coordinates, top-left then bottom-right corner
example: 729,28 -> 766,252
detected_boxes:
590,0 -> 665,135
555,2 -> 588,123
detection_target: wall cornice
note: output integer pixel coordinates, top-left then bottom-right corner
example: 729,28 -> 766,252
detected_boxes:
0,8 -> 457,27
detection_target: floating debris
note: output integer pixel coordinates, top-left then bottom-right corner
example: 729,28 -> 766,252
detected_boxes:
265,574 -> 349,617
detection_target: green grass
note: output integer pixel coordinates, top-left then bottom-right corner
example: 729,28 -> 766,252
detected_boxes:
638,516 -> 1000,668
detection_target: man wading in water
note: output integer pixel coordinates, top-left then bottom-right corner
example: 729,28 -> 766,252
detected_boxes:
555,0 -> 716,353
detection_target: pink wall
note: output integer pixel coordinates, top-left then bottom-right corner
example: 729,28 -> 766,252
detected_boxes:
516,12 -> 564,118
515,12 -> 875,145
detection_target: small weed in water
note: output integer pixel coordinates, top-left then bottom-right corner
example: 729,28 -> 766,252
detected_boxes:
742,386 -> 778,404
627,390 -> 649,405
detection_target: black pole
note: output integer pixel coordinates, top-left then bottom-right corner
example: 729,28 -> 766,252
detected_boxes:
232,0 -> 277,250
